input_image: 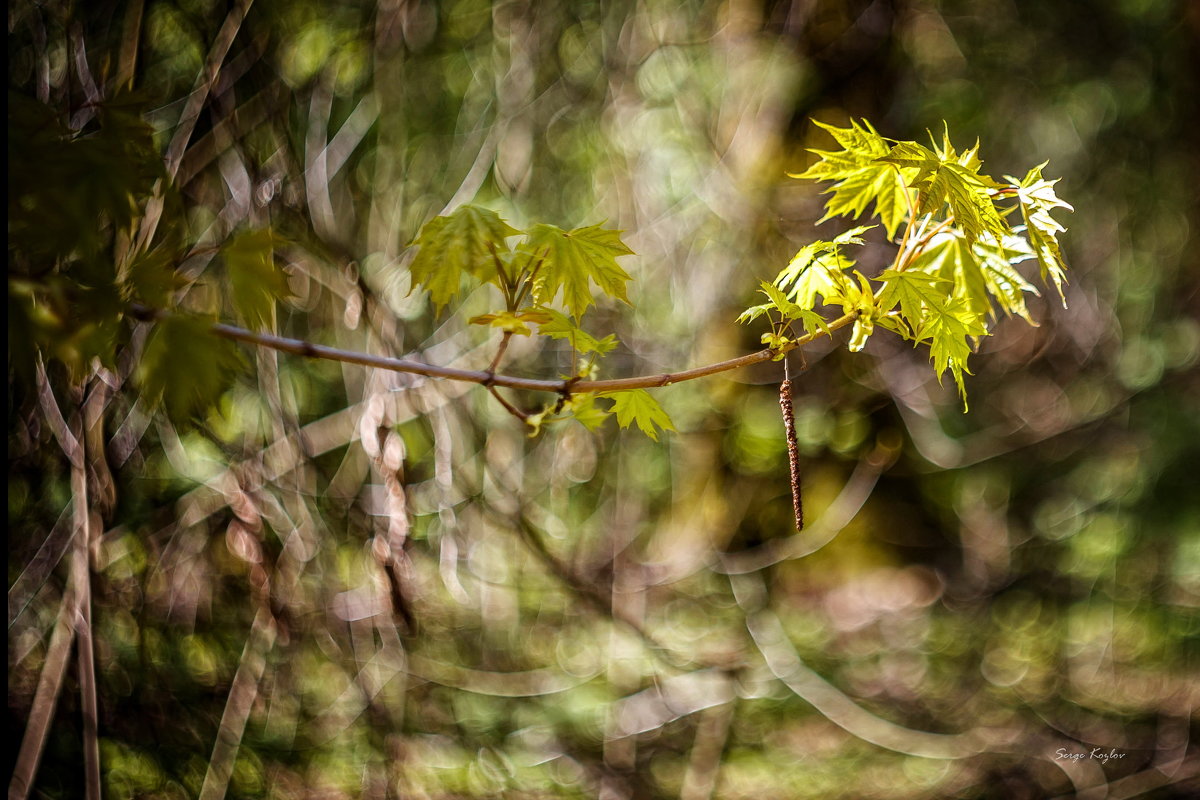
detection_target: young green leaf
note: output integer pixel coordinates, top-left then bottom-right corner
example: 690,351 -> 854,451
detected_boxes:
224,229 -> 291,331
838,273 -> 879,353
1005,163 -> 1073,304
534,307 -> 620,355
409,205 -> 521,309
794,120 -> 912,239
876,268 -> 953,336
772,229 -> 870,310
599,389 -> 675,441
907,231 -> 1039,322
880,132 -> 1008,247
565,393 -> 612,431
523,223 -> 635,318
468,309 -> 552,336
914,297 -> 988,406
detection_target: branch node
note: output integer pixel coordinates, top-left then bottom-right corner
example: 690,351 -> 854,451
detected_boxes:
554,377 -> 581,414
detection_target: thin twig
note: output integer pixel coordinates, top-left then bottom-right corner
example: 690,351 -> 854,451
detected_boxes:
778,379 -> 803,532
487,331 -> 514,374
70,405 -> 101,800
126,304 -> 857,396
198,607 -> 277,800
487,385 -> 528,421
115,0 -> 144,91
133,0 -> 254,254
8,592 -> 76,800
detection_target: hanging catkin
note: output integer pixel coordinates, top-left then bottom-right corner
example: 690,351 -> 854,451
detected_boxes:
779,379 -> 803,532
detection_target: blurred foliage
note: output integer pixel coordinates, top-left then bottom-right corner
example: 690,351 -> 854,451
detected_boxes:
8,1 -> 1199,799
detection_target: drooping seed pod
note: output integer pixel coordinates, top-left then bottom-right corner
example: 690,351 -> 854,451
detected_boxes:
779,379 -> 803,532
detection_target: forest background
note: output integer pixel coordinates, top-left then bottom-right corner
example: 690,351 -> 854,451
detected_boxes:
8,1 -> 1199,798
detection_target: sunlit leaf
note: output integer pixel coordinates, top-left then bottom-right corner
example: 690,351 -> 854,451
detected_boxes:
877,268 -> 953,336
772,231 -> 868,309
1005,163 -> 1073,304
880,131 -> 1008,247
914,297 -> 988,407
794,120 -> 911,239
468,309 -> 552,336
524,223 -> 634,318
600,389 -> 674,441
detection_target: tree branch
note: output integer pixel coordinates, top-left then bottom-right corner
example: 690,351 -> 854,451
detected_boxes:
127,304 -> 857,397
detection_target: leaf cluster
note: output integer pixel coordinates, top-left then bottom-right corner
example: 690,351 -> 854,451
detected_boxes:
410,206 -> 672,440
8,92 -> 295,423
743,120 -> 1073,406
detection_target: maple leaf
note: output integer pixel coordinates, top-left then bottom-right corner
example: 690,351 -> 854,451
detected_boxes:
880,130 -> 1009,247
913,296 -> 988,407
910,231 -> 1039,322
533,307 -> 619,355
1005,163 -> 1073,304
600,389 -> 675,441
124,245 -> 183,307
223,228 -> 291,332
794,120 -> 912,239
468,308 -> 552,336
523,223 -> 634,318
409,205 -> 521,309
972,234 -> 1040,321
876,268 -> 953,335
137,315 -> 245,422
564,393 -> 611,431
772,227 -> 871,310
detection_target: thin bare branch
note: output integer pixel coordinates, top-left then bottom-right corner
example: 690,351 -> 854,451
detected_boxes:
35,362 -> 80,466
134,0 -> 254,254
8,503 -> 74,629
730,573 -> 1006,760
115,0 -> 145,91
8,592 -> 76,800
70,411 -> 101,800
127,304 -> 857,396
198,607 -> 277,800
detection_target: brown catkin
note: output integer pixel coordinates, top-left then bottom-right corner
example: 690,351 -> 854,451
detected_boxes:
779,379 -> 803,532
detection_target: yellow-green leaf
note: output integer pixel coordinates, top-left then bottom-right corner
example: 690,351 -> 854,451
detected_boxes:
794,120 -> 911,239
468,309 -> 552,336
1005,163 -> 1073,305
600,389 -> 674,441
524,223 -> 634,318
409,205 -> 521,310
565,393 -> 611,431
534,306 -> 619,355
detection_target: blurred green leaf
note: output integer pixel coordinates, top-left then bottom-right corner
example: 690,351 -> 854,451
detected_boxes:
533,306 -> 619,355
565,392 -> 611,431
224,229 -> 292,331
137,316 -> 245,423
